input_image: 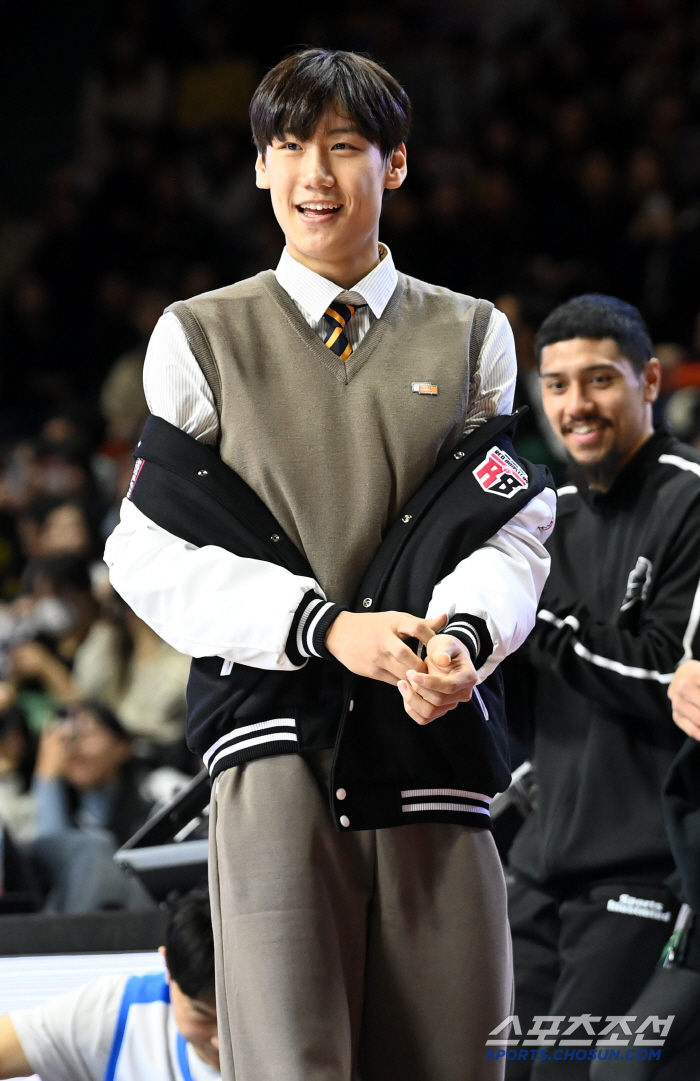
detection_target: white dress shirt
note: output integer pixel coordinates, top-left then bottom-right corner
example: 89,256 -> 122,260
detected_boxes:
106,246 -> 555,677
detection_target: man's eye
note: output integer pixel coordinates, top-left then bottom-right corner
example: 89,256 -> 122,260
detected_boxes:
332,142 -> 355,150
281,142 -> 301,150
592,375 -> 612,387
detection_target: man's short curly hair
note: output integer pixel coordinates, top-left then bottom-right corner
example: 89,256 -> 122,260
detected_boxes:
534,294 -> 653,373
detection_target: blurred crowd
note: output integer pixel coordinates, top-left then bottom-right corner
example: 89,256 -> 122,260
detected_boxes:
1,0 -> 700,911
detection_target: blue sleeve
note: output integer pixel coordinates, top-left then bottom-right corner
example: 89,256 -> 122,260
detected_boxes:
32,776 -> 72,836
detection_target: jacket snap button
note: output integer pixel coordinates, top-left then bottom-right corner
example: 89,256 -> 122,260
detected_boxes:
362,598 -> 372,608
336,788 -> 346,800
197,469 -> 208,476
271,534 -> 280,541
453,451 -> 464,460
339,815 -> 350,827
402,514 -> 412,523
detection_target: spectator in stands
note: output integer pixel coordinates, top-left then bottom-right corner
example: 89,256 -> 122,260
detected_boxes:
176,18 -> 256,134
6,556 -> 103,714
1,548 -> 190,746
100,287 -> 170,449
505,295 -> 700,1079
0,705 -> 36,845
0,887 -> 220,1079
27,701 -> 157,910
80,28 -> 169,171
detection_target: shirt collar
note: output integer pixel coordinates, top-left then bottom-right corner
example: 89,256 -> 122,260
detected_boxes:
275,243 -> 397,322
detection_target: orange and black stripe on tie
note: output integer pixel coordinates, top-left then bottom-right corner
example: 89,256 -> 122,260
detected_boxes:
323,302 -> 356,361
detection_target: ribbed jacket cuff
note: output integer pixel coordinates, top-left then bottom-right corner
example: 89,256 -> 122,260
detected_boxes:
441,614 -> 493,669
285,591 -> 346,666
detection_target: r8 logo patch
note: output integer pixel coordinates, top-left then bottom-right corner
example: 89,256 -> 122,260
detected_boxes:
473,447 -> 528,498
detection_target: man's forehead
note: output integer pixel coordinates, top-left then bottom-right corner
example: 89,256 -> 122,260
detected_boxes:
279,111 -> 361,140
540,337 -> 630,373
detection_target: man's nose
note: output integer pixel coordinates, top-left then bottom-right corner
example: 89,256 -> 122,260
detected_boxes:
301,149 -> 334,187
211,1034 -> 220,1050
564,381 -> 595,417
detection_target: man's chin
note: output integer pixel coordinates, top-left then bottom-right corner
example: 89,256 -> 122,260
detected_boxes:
566,444 -> 624,492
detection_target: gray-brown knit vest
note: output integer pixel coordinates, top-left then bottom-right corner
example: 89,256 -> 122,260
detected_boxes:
167,270 -> 493,607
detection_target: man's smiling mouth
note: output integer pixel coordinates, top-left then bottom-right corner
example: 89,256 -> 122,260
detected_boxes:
297,202 -> 343,218
562,418 -> 611,437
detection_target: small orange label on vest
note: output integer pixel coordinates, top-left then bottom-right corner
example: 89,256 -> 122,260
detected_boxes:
411,382 -> 439,395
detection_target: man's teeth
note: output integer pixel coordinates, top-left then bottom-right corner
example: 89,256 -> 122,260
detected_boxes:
299,204 -> 341,210
571,424 -> 601,434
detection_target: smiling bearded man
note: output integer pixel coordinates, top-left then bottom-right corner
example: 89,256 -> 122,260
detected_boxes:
503,294 -> 700,1081
104,49 -> 557,1081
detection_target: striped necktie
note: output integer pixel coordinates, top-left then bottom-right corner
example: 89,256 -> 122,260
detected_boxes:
323,301 -> 363,362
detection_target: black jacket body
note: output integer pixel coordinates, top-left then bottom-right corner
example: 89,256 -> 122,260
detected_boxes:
129,412 -> 550,832
663,738 -> 700,912
509,429 -> 700,892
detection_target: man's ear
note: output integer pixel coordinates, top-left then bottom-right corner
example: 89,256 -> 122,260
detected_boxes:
255,150 -> 271,190
159,945 -> 171,984
643,357 -> 662,403
384,143 -> 407,192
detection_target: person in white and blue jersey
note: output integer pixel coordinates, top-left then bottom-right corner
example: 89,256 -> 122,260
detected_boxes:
0,888 -> 219,1081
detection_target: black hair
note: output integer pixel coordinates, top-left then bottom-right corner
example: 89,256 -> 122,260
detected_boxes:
164,887 -> 215,1000
21,496 -> 67,529
534,294 -> 653,373
32,554 -> 92,594
55,700 -> 132,742
250,49 -> 411,159
0,706 -> 36,792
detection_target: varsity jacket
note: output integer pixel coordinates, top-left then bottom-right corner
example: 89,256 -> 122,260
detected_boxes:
508,428 -> 700,891
128,410 -> 551,832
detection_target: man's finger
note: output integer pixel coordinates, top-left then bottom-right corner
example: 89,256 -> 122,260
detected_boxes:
399,681 -> 438,720
673,703 -> 700,727
407,683 -> 462,709
431,650 -> 455,668
403,621 -> 440,648
398,681 -> 449,725
675,713 -> 700,741
385,640 -> 427,674
674,693 -> 700,721
427,634 -> 464,666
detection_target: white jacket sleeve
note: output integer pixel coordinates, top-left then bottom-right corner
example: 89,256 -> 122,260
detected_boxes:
426,488 -> 556,681
105,313 -> 324,670
105,499 -> 323,669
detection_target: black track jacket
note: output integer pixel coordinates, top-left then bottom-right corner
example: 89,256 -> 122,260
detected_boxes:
129,411 -> 551,832
509,428 -> 700,891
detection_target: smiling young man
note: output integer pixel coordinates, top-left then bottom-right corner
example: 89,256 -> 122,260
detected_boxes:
104,49 -> 556,1080
504,294 -> 700,1080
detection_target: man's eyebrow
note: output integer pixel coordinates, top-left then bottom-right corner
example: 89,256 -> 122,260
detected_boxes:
192,1001 -> 217,1017
538,363 -> 620,379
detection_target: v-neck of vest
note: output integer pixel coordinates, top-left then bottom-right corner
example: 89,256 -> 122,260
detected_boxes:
261,270 -> 406,385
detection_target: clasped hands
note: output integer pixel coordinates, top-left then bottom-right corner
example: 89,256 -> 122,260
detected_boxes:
325,610 -> 478,725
